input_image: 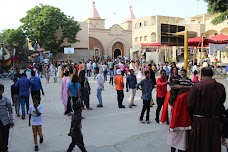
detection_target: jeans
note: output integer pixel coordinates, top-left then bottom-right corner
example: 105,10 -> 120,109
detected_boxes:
80,88 -> 85,107
86,70 -> 91,77
109,77 -> 113,85
156,97 -> 169,123
97,89 -> 103,105
0,121 -> 10,152
67,137 -> 87,152
20,96 -> 29,116
140,100 -> 150,121
72,97 -> 79,104
103,71 -> 107,81
65,96 -> 73,114
13,95 -> 20,115
171,147 -> 185,152
117,90 -> 124,107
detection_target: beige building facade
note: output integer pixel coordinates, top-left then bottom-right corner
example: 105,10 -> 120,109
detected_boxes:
131,14 -> 228,64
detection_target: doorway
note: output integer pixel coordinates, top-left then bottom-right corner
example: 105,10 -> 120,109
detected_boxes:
114,49 -> 121,58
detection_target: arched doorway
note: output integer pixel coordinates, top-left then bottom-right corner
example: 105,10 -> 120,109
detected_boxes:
112,42 -> 124,58
114,49 -> 121,58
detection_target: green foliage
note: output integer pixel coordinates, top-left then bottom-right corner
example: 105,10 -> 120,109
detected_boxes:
20,4 -> 81,54
0,30 -> 6,44
203,0 -> 228,25
4,28 -> 27,51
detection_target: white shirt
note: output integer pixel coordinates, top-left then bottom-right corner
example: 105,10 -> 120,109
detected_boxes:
96,73 -> 104,89
28,105 -> 43,126
102,64 -> 108,71
192,65 -> 198,73
203,62 -> 208,68
87,63 -> 92,70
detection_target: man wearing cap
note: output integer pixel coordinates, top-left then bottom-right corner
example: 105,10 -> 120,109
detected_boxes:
95,67 -> 104,107
114,69 -> 125,108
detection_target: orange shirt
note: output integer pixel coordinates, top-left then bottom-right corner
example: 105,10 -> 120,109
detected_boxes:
114,75 -> 124,90
79,64 -> 83,71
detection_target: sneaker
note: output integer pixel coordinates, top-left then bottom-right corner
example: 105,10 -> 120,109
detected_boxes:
34,145 -> 39,151
97,104 -> 103,108
129,106 -> 132,108
87,107 -> 93,110
139,119 -> 145,124
17,114 -> 20,117
40,137 -> 43,144
132,104 -> 137,107
146,120 -> 151,124
22,116 -> 25,120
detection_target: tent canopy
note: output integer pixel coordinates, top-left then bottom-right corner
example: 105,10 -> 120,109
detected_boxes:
188,36 -> 210,46
140,42 -> 162,47
209,33 -> 228,44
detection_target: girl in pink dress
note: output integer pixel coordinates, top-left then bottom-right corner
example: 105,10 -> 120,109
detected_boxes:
192,70 -> 199,83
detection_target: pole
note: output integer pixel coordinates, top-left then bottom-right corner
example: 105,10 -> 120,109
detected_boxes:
164,45 -> 167,62
68,54 -> 70,62
199,34 -> 204,79
184,30 -> 188,69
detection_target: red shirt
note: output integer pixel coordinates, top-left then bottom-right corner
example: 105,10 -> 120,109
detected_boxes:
156,77 -> 167,98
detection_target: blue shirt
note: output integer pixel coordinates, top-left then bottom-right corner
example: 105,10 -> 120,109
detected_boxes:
136,78 -> 153,101
31,76 -> 44,92
15,77 -> 33,97
67,82 -> 81,97
126,74 -> 137,89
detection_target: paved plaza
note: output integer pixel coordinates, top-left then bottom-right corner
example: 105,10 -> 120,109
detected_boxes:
0,76 -> 227,152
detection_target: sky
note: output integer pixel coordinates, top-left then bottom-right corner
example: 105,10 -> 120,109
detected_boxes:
0,0 -> 208,30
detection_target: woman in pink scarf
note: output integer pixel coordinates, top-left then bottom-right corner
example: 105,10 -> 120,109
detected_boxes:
61,71 -> 72,115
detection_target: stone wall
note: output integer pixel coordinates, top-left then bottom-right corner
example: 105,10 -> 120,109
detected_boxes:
54,49 -> 93,62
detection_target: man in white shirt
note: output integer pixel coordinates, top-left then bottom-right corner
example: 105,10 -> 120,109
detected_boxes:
86,61 -> 92,77
95,67 -> 104,107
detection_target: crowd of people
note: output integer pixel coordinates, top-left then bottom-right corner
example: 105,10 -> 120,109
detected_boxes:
0,57 -> 228,152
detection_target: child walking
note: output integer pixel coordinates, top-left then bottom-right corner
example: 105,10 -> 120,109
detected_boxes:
192,70 -> 199,83
67,103 -> 87,152
28,95 -> 43,151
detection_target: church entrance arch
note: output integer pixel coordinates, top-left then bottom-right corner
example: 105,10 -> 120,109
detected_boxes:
114,49 -> 121,58
108,39 -> 129,58
112,42 -> 124,58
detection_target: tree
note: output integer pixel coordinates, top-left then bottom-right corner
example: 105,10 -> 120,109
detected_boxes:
4,28 -> 27,51
20,4 -> 81,54
204,0 -> 228,25
0,29 -> 6,44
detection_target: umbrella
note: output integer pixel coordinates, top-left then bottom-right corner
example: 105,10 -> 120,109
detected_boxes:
208,33 -> 228,44
188,36 -> 210,46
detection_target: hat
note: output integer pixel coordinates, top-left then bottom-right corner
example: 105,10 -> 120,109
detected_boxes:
148,64 -> 152,66
117,69 -> 121,75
